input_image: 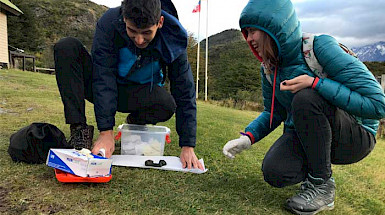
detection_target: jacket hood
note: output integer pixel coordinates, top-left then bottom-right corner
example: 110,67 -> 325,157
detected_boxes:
156,11 -> 188,63
239,0 -> 302,66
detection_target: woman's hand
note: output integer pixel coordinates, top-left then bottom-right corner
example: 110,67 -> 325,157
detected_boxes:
223,136 -> 252,159
280,74 -> 315,93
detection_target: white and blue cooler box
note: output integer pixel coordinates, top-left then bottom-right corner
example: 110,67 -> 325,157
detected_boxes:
46,148 -> 112,177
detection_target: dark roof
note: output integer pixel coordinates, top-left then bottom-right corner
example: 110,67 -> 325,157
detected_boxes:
0,0 -> 23,16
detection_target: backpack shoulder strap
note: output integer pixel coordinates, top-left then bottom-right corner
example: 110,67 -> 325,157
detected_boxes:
161,0 -> 179,19
338,43 -> 358,58
302,32 -> 327,78
262,63 -> 273,85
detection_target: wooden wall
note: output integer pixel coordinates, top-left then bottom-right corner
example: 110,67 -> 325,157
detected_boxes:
0,11 -> 8,65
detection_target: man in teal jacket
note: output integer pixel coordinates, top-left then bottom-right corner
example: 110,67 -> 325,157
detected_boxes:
223,0 -> 385,214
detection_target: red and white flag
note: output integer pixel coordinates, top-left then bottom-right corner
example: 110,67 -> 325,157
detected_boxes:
192,0 -> 201,13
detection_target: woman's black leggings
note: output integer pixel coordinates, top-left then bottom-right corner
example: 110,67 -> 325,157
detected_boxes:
262,89 -> 376,188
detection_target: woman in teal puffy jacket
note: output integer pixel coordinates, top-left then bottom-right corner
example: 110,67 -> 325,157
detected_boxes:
222,0 -> 385,214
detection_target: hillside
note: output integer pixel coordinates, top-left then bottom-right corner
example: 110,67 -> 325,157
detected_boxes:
8,0 -> 108,67
364,61 -> 385,77
200,29 -> 245,49
193,29 -> 263,104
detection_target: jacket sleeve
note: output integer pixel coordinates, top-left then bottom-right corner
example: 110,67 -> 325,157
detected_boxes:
245,68 -> 286,143
313,35 -> 385,119
91,16 -> 119,131
168,51 -> 197,147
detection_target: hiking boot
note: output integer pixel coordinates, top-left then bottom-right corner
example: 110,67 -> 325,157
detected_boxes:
284,174 -> 335,215
68,124 -> 94,150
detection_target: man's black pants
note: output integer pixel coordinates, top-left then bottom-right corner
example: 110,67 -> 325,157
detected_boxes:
53,37 -> 176,127
262,89 -> 376,188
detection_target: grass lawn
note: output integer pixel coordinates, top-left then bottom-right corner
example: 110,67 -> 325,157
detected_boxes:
0,69 -> 384,214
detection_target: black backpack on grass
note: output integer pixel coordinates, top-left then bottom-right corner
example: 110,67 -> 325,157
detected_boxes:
8,123 -> 70,164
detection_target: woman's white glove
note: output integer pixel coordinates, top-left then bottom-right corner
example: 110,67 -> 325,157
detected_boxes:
223,136 -> 251,159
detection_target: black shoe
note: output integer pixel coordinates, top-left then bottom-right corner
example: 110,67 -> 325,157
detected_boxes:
126,114 -> 146,125
284,174 -> 335,215
68,124 -> 94,150
126,114 -> 133,124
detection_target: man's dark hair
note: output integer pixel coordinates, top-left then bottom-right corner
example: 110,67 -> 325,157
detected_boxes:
122,0 -> 161,29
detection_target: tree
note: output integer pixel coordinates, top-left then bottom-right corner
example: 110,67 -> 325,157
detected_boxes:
8,0 -> 44,52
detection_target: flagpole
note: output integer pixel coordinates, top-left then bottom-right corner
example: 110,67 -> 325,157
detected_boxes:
196,6 -> 201,99
204,0 -> 209,101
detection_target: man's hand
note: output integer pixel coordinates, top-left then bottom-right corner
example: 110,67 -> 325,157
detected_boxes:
180,146 -> 204,170
91,130 -> 115,158
223,136 -> 251,159
280,74 -> 315,93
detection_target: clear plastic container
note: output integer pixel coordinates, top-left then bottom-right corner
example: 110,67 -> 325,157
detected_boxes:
117,124 -> 171,156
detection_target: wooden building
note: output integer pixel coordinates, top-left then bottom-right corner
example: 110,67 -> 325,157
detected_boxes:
0,0 -> 22,68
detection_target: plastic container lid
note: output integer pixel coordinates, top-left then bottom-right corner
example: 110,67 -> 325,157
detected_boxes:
116,124 -> 171,143
118,124 -> 170,133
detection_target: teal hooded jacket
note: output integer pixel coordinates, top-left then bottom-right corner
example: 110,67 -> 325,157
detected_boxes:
239,0 -> 385,143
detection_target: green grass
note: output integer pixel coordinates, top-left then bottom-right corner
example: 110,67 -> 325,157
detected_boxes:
1,69 -> 384,214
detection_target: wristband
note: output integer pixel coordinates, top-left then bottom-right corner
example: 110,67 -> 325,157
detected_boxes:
311,77 -> 319,89
240,132 -> 255,144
